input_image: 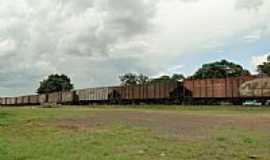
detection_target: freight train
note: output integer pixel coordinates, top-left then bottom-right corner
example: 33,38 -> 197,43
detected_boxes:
0,75 -> 270,106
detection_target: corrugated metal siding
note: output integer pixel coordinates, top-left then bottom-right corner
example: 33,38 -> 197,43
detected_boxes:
3,98 -> 8,105
77,88 -> 109,101
22,96 -> 30,104
61,91 -> 75,103
149,84 -> 155,99
6,98 -> 11,105
29,95 -> 39,104
184,76 -> 257,98
200,80 -> 206,98
48,92 -> 62,104
143,85 -> 148,99
76,89 -> 88,101
17,97 -> 23,105
206,79 -> 213,97
225,79 -> 233,98
154,83 -> 159,99
109,81 -> 180,100
11,97 -> 16,105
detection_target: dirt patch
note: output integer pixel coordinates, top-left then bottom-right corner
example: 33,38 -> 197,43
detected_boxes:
54,110 -> 270,138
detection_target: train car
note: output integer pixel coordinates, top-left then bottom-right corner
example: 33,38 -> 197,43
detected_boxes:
0,97 -> 5,106
184,76 -> 256,98
109,81 -> 182,104
1,97 -> 7,106
17,96 -> 24,105
76,88 -> 109,104
240,77 -> 270,98
2,75 -> 270,106
6,97 -> 12,106
22,96 -> 30,105
183,75 -> 257,104
10,97 -> 17,106
47,92 -> 62,104
6,97 -> 16,106
3,98 -> 8,106
61,91 -> 76,104
29,95 -> 39,105
0,97 -> 6,106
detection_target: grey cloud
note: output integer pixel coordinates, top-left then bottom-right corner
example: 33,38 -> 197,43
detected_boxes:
26,0 -> 156,57
1,0 -> 269,96
0,0 -> 158,96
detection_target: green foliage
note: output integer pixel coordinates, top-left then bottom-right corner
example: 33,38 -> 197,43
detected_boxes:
137,74 -> 150,85
119,73 -> 185,85
191,59 -> 250,79
119,73 -> 149,86
119,73 -> 137,86
150,74 -> 185,83
37,74 -> 74,94
150,75 -> 170,83
257,55 -> 270,76
171,74 -> 185,81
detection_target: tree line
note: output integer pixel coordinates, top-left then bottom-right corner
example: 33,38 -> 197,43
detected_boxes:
37,56 -> 270,93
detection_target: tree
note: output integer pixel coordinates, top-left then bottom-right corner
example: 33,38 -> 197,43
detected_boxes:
171,74 -> 185,81
257,55 -> 270,76
37,74 -> 74,94
119,73 -> 149,86
150,74 -> 185,83
137,74 -> 149,85
191,59 -> 250,79
119,73 -> 185,85
150,75 -> 171,83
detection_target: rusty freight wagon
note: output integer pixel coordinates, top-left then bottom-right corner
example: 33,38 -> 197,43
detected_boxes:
4,97 -> 17,106
16,96 -> 24,105
16,96 -> 31,105
29,95 -> 39,105
61,91 -> 76,104
183,76 -> 257,104
6,97 -> 12,106
23,96 -> 30,105
2,98 -> 8,106
47,92 -> 62,104
10,97 -> 17,106
76,87 -> 109,104
109,81 -> 182,104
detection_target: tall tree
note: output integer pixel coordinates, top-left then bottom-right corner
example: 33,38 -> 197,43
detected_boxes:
37,74 -> 74,94
191,59 -> 250,79
119,73 -> 149,86
257,55 -> 270,76
150,75 -> 171,83
150,74 -> 185,83
171,74 -> 185,81
137,74 -> 149,85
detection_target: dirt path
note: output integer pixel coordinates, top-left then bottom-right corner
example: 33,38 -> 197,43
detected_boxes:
55,110 -> 270,138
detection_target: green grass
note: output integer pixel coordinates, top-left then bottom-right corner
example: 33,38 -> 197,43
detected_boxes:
0,106 -> 270,160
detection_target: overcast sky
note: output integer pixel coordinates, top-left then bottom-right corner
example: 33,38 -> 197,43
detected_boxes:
0,0 -> 270,96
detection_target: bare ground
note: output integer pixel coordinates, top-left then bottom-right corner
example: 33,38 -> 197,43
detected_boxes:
54,110 -> 270,139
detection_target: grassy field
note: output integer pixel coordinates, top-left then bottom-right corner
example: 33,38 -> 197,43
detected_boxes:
1,105 -> 270,160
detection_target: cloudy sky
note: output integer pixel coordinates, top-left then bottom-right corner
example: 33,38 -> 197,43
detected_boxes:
0,0 -> 270,96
